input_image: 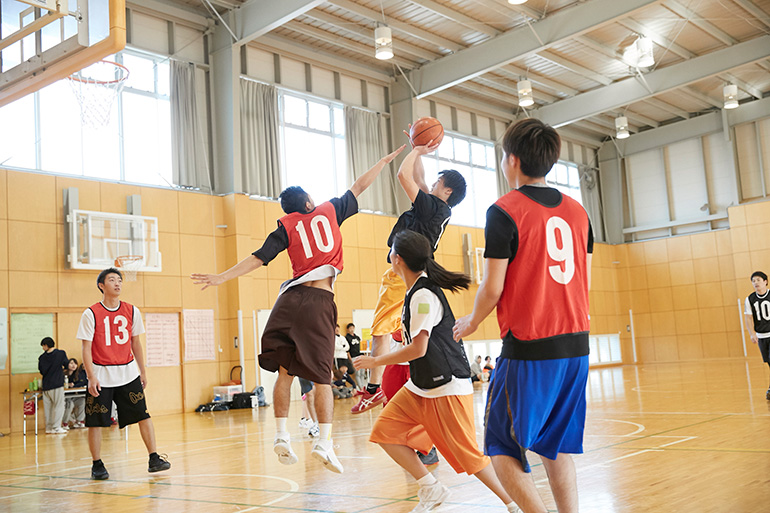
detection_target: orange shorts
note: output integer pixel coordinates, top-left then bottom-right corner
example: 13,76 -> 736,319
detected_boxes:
371,269 -> 406,337
369,387 -> 490,475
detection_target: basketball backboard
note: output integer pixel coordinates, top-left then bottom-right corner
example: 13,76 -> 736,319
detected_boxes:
0,0 -> 125,107
67,209 -> 162,272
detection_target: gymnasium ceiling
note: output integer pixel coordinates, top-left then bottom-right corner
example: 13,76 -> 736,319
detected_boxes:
149,0 -> 770,146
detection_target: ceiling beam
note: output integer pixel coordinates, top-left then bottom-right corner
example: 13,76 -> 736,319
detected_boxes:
642,97 -> 690,120
474,75 -> 560,103
284,20 -> 417,68
406,0 -> 500,38
731,0 -> 770,30
410,0 -> 659,98
720,72 -> 764,99
532,35 -> 770,127
536,50 -> 613,86
610,109 -> 660,128
499,65 -> 579,96
328,0 -> 463,52
616,18 -> 694,60
431,90 -> 516,121
460,82 -> 519,106
574,35 -> 625,61
213,0 -> 323,52
661,0 -> 737,47
302,11 -> 441,62
678,87 -> 723,109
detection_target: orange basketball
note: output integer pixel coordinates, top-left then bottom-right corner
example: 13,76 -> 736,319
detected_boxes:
409,117 -> 444,147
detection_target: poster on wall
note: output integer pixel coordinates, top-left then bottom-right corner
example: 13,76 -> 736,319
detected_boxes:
10,313 -> 54,374
183,309 -> 215,361
0,308 -> 7,370
145,313 -> 180,367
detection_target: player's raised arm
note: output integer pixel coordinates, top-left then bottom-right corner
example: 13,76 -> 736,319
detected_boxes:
397,142 -> 440,202
349,145 -> 406,198
191,254 -> 264,290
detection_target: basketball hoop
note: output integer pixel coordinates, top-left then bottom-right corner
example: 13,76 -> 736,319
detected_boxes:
115,255 -> 143,281
68,61 -> 129,128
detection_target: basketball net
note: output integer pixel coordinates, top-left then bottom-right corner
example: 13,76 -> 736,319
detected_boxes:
115,255 -> 143,281
68,61 -> 129,128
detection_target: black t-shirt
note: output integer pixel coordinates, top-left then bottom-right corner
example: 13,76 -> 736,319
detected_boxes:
345,333 -> 361,357
386,189 -> 451,262
747,291 -> 770,334
484,185 -> 594,261
38,348 -> 68,391
253,190 -> 358,265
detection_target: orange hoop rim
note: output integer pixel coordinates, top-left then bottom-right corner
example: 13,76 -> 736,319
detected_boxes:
115,255 -> 143,267
68,60 -> 130,86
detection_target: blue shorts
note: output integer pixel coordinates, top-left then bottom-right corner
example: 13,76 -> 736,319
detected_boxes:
484,356 -> 588,472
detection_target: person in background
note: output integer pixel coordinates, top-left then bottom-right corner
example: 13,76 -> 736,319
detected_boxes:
345,323 -> 366,390
470,355 -> 485,382
743,270 -> 770,400
38,337 -> 69,435
63,358 -> 88,429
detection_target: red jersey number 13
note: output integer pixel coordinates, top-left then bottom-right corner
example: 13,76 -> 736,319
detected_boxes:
104,315 -> 130,346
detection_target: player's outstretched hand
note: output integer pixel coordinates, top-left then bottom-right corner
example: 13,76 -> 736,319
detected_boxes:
452,315 -> 477,341
411,140 -> 440,156
352,355 -> 376,370
751,333 -> 758,344
381,144 -> 407,164
191,273 -> 224,290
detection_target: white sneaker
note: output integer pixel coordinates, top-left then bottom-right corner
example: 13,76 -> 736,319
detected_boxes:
273,434 -> 298,465
409,482 -> 451,513
308,422 -> 319,438
311,441 -> 344,473
48,427 -> 67,435
298,417 -> 313,430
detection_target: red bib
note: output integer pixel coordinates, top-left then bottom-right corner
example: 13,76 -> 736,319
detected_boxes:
89,301 -> 135,366
494,190 -> 590,341
280,201 -> 344,278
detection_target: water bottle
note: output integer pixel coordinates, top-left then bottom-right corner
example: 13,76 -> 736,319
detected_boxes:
64,374 -> 68,388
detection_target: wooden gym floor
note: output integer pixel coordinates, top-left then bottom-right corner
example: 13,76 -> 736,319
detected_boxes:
1,358 -> 769,513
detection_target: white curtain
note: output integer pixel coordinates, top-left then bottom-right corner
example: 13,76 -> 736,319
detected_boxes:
495,141 -> 510,198
579,165 -> 606,243
170,60 -> 210,191
240,79 -> 282,198
345,106 -> 399,214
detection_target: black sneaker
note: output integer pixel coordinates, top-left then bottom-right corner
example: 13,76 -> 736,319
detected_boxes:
148,453 -> 171,473
91,462 -> 109,480
766,389 -> 770,401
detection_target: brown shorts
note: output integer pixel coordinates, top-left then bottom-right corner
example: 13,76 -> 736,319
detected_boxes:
258,286 -> 337,384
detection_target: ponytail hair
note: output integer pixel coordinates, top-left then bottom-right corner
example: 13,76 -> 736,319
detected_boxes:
392,230 -> 470,293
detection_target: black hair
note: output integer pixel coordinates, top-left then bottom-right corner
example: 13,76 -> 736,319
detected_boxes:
438,170 -> 467,207
40,337 -> 55,348
97,267 -> 123,292
392,230 -> 470,293
346,323 -> 355,329
279,186 -> 311,214
751,271 -> 768,282
501,118 -> 561,178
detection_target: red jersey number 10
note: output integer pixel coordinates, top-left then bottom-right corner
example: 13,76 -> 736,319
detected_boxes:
295,215 -> 334,259
104,315 -> 130,346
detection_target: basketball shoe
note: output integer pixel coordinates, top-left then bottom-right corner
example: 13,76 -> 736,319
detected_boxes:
311,441 -> 344,473
410,481 -> 451,513
350,389 -> 385,414
273,434 -> 298,465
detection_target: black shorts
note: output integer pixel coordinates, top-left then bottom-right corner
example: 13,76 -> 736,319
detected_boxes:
299,377 -> 314,395
759,337 -> 770,363
259,286 -> 336,385
85,376 -> 151,429
335,358 -> 354,372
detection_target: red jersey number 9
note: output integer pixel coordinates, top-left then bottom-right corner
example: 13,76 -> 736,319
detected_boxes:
295,215 -> 334,259
103,315 -> 130,346
546,216 -> 575,285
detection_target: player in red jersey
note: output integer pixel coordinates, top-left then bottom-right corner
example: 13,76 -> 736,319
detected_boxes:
77,268 -> 170,480
191,145 -> 405,474
454,119 -> 592,513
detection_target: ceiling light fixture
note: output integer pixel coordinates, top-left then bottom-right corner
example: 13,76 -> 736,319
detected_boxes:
635,36 -> 654,68
723,84 -> 739,109
517,79 -> 534,108
374,25 -> 393,60
615,116 -> 630,139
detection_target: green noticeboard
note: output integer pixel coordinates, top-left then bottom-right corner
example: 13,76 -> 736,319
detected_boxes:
11,313 -> 54,375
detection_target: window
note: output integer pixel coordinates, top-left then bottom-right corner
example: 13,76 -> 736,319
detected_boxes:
0,50 -> 171,187
278,91 -> 346,204
547,161 -> 583,205
421,133 -> 498,228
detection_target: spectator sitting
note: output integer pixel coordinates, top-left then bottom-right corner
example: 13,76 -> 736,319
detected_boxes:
470,355 -> 487,382
63,358 -> 87,429
332,368 -> 354,399
484,356 -> 495,382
